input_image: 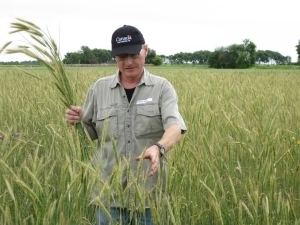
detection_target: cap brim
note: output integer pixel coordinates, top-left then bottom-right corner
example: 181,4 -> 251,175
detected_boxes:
112,44 -> 142,57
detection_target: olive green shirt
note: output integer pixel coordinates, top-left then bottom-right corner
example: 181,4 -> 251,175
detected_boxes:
82,69 -> 186,205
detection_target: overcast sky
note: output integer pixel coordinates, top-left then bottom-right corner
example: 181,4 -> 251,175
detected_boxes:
1,0 -> 299,62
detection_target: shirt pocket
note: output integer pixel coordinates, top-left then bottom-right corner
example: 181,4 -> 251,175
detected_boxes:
96,108 -> 118,140
135,104 -> 164,138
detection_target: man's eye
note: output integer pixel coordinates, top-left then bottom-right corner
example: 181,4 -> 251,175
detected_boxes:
117,54 -> 139,59
118,55 -> 128,58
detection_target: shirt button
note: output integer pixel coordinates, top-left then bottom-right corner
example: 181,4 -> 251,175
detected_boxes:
127,125 -> 130,128
127,140 -> 131,143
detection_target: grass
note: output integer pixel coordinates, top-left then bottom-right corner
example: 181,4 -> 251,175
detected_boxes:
0,65 -> 299,224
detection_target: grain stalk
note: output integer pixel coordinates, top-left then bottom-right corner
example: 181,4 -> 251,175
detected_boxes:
0,18 -> 89,161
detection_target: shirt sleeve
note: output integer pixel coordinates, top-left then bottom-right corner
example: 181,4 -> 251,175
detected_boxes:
81,85 -> 98,140
160,80 -> 187,133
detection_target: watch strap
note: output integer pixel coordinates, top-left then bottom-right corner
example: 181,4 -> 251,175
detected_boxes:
154,143 -> 166,157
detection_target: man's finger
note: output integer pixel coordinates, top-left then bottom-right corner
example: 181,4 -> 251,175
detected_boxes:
66,118 -> 80,123
66,106 -> 81,116
149,161 -> 159,176
135,151 -> 151,161
135,155 -> 149,161
66,111 -> 77,117
70,105 -> 82,113
135,156 -> 143,161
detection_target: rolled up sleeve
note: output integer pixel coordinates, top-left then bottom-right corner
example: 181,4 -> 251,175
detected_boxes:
160,80 -> 187,133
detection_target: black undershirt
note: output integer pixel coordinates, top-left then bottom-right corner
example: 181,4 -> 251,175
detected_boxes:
124,88 -> 135,102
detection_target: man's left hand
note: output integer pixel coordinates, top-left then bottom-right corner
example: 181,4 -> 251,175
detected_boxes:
136,145 -> 160,176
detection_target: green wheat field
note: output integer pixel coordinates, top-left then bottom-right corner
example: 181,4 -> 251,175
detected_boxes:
0,65 -> 299,225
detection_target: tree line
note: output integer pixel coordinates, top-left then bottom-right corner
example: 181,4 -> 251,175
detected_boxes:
62,46 -> 162,66
2,40 -> 300,68
167,40 -> 292,68
62,39 -> 298,68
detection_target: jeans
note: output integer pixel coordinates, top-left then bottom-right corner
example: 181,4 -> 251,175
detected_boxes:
96,207 -> 154,225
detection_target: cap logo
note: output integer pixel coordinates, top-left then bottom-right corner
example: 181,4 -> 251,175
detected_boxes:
116,35 -> 132,44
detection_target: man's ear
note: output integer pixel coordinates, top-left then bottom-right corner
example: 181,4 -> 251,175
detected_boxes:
143,44 -> 148,56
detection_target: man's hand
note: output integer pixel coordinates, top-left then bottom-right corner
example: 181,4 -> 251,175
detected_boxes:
65,105 -> 82,125
136,145 -> 160,176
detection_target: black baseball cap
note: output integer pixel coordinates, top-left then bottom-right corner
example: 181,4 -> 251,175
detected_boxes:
111,25 -> 145,57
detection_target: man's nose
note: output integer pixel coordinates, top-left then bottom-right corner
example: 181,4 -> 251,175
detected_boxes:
124,56 -> 134,63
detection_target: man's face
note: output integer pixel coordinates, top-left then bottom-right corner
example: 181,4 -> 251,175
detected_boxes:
115,45 -> 148,79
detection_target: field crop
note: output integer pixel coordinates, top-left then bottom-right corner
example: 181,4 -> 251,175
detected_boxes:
0,65 -> 299,225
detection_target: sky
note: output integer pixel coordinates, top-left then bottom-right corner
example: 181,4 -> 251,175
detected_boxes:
1,0 -> 299,62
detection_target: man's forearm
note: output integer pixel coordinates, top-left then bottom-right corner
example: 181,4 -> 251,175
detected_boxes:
157,124 -> 183,152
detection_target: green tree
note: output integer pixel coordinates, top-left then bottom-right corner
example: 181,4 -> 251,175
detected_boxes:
92,49 -> 112,64
192,50 -> 211,64
151,55 -> 163,66
256,50 -> 269,64
296,40 -> 300,64
243,39 -> 256,65
265,50 -> 289,64
63,52 -> 82,64
169,52 -> 189,64
208,47 -> 231,68
81,46 -> 97,64
208,39 -> 256,68
63,48 -> 113,64
146,49 -> 164,65
256,50 -> 290,65
146,49 -> 156,64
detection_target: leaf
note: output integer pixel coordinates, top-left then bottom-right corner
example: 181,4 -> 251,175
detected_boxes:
0,41 -> 12,53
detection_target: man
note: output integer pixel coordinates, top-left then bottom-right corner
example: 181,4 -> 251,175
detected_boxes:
65,25 -> 187,225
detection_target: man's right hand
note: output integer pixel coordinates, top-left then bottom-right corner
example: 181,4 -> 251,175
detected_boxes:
65,105 -> 82,125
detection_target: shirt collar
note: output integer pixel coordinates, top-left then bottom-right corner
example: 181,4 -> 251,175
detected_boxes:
109,68 -> 154,88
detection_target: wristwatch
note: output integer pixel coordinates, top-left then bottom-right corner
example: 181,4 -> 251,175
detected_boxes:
154,143 -> 166,157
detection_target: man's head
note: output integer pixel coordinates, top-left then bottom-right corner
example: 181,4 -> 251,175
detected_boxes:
111,25 -> 145,57
112,25 -> 148,79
